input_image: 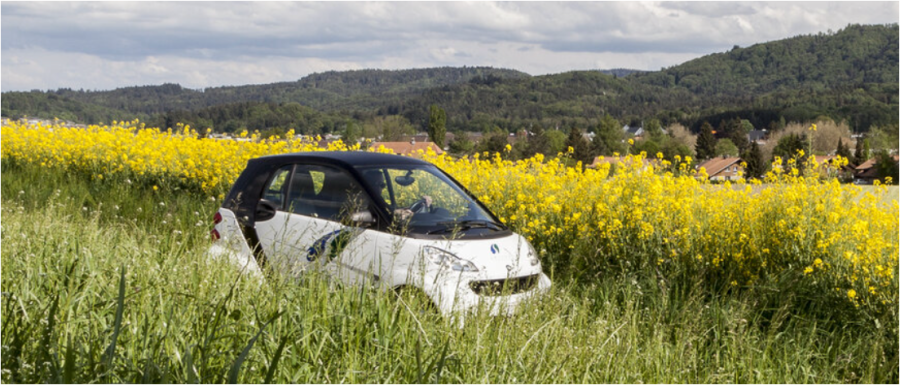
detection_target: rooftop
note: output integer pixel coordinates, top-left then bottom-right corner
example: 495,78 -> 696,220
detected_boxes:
697,157 -> 742,176
252,151 -> 430,168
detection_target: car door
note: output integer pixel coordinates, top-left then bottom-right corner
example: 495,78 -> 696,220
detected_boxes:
254,163 -> 380,282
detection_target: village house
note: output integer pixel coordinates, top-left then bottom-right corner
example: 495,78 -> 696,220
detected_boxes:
370,138 -> 444,157
748,129 -> 768,145
853,155 -> 899,184
697,156 -> 744,181
622,125 -> 644,139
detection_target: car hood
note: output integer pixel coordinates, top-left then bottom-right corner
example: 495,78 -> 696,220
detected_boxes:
430,232 -> 542,279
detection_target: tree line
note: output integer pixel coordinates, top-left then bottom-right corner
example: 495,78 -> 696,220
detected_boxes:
2,24 -> 896,144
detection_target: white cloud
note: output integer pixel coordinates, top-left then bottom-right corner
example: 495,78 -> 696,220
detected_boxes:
1,1 -> 897,91
658,2 -> 758,17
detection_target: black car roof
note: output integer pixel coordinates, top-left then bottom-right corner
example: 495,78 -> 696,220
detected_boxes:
224,151 -> 432,219
251,151 -> 431,169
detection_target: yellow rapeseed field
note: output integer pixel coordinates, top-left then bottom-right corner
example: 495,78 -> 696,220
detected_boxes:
3,119 -> 897,319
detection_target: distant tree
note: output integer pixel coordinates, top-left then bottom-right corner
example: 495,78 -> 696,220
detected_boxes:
545,129 -> 567,155
427,105 -> 447,148
659,139 -> 693,160
742,141 -> 767,179
853,137 -> 866,165
564,127 -> 592,165
590,130 -> 609,156
729,129 -> 750,154
855,138 -> 869,162
873,150 -> 899,182
868,124 -> 900,151
695,121 -> 718,160
772,133 -> 809,175
478,133 -> 509,155
448,133 -> 475,155
667,123 -> 696,156
364,115 -> 415,141
715,138 -> 740,157
644,118 -> 663,137
342,120 -> 360,145
835,137 -> 853,163
523,124 -> 550,158
592,113 -> 625,156
740,119 -> 755,134
880,122 -> 900,150
718,117 -> 750,153
633,139 -> 661,158
863,139 -> 871,162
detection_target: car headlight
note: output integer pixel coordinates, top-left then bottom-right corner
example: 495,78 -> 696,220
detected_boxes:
423,246 -> 479,272
526,244 -> 540,266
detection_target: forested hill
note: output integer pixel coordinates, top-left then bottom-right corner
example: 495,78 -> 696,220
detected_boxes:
2,67 -> 528,118
393,23 -> 897,132
2,24 -> 897,134
633,23 -> 898,95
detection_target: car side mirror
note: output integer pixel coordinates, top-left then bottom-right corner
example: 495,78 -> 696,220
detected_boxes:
350,210 -> 376,226
256,199 -> 278,222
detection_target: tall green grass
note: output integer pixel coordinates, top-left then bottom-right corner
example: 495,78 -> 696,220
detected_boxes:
2,162 -> 896,383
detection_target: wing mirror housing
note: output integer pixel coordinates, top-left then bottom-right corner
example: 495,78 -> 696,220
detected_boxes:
256,199 -> 278,221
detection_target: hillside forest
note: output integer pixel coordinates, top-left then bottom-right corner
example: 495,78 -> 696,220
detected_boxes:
3,24 -> 898,165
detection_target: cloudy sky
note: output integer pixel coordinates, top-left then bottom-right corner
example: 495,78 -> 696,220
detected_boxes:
2,1 -> 897,92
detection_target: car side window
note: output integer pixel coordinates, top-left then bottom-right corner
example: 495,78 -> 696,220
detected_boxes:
262,166 -> 292,209
285,167 -> 318,217
287,164 -> 370,222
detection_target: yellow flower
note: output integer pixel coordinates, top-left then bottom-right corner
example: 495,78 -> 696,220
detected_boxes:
809,123 -> 817,131
3,118 -> 897,319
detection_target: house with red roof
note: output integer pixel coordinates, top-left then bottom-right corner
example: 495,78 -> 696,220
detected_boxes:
370,139 -> 444,157
696,156 -> 743,181
853,155 -> 899,184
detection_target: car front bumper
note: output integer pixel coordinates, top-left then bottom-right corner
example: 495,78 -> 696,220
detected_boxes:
422,270 -> 552,318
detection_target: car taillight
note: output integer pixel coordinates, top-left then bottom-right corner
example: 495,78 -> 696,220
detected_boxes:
211,212 -> 222,241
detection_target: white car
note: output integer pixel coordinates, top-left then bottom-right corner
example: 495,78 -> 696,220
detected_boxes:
208,152 -> 551,316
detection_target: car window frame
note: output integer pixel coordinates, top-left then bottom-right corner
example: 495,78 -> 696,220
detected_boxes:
264,161 -> 391,231
261,164 -> 295,211
354,164 -> 511,239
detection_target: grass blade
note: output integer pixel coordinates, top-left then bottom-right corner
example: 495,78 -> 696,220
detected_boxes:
415,336 -> 423,383
433,340 -> 450,384
183,345 -> 198,384
226,311 -> 283,384
103,266 -> 127,372
62,334 -> 77,383
263,334 -> 290,384
35,293 -> 60,381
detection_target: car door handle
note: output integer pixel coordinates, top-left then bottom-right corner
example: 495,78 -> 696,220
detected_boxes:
256,199 -> 278,222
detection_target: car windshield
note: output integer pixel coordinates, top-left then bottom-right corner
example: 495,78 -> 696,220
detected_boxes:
356,165 -> 504,235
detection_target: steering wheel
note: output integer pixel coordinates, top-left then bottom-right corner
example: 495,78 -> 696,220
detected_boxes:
408,197 -> 431,214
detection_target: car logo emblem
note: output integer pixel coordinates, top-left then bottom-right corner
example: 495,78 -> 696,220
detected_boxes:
490,244 -> 500,254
